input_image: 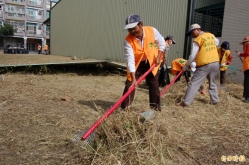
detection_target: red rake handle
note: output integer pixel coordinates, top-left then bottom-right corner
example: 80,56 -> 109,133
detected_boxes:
160,70 -> 183,97
235,50 -> 243,63
82,63 -> 156,140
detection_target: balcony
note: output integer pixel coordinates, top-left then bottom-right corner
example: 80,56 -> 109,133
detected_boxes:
27,0 -> 43,8
26,15 -> 43,22
5,0 -> 25,6
5,13 -> 25,21
26,30 -> 43,37
44,31 -> 50,39
0,11 -> 3,18
14,30 -> 25,36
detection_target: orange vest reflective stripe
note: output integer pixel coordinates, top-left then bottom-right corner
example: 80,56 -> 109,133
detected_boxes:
125,26 -> 160,81
217,48 -> 231,71
171,58 -> 187,75
194,32 -> 219,66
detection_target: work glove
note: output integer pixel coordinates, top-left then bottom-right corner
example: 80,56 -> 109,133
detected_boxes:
182,65 -> 188,71
220,63 -> 226,67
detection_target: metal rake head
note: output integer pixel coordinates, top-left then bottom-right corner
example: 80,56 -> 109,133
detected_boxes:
71,129 -> 96,147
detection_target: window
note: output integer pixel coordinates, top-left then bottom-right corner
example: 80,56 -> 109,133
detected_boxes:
194,2 -> 225,37
38,10 -> 42,15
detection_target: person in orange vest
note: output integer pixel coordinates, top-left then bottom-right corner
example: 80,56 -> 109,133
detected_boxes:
38,44 -> 41,54
171,58 -> 196,84
235,36 -> 249,103
44,44 -> 49,55
121,14 -> 165,111
179,23 -> 220,107
217,41 -> 233,88
158,35 -> 176,87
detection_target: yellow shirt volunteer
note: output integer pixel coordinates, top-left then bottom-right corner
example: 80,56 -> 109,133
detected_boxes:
194,32 -> 219,66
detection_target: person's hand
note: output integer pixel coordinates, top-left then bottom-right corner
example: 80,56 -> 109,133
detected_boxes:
235,50 -> 240,57
129,79 -> 137,90
182,65 -> 188,71
155,50 -> 164,66
220,63 -> 226,67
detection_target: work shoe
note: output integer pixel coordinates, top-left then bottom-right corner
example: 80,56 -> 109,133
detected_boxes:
178,102 -> 189,107
242,98 -> 249,103
209,101 -> 219,105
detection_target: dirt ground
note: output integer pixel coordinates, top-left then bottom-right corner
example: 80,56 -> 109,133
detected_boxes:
0,54 -> 248,164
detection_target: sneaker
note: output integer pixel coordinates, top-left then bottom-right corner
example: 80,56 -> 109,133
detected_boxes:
242,98 -> 249,103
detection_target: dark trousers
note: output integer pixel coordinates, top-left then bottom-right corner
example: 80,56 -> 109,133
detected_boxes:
38,50 -> 41,54
121,61 -> 161,111
220,70 -> 226,84
243,69 -> 249,98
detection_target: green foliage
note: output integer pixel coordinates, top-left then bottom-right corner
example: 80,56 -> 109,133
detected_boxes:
0,23 -> 14,35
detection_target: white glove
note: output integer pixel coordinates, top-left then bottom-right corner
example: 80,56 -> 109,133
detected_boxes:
182,65 -> 188,71
220,63 -> 226,67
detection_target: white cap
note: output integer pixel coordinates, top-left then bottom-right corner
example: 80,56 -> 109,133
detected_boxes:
124,14 -> 141,30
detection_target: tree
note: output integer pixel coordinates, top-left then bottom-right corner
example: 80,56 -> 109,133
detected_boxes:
0,23 -> 14,35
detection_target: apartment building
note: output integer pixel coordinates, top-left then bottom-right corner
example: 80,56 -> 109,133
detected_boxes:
0,0 -> 56,53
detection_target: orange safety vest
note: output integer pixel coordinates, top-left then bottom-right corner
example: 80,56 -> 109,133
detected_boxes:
194,32 -> 219,66
171,58 -> 187,75
217,48 -> 231,71
44,44 -> 48,51
125,26 -> 160,81
38,45 -> 41,50
242,43 -> 249,72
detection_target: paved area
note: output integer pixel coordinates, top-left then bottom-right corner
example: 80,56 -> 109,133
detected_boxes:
0,53 -> 126,68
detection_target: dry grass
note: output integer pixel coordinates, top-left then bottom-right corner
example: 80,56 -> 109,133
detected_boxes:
0,65 -> 248,165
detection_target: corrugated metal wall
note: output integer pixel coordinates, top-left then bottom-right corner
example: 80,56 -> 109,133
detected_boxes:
51,0 -> 189,65
221,0 -> 249,83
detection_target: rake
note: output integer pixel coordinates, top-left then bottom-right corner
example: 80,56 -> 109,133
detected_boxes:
72,63 -> 156,147
160,70 -> 183,97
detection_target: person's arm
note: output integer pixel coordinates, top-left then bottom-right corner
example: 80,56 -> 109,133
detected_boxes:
239,44 -> 249,57
124,40 -> 137,86
185,42 -> 199,67
215,37 -> 219,46
124,40 -> 135,73
226,53 -> 233,65
153,28 -> 166,66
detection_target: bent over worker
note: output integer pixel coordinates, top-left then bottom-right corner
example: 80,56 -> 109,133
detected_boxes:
171,58 -> 195,84
121,14 -> 165,111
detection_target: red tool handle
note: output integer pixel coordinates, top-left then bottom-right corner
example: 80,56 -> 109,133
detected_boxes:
235,50 -> 243,63
82,63 -> 156,140
160,70 -> 183,97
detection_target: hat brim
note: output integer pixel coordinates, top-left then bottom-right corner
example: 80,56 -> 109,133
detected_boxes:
123,22 -> 139,30
239,40 -> 249,45
186,29 -> 196,36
